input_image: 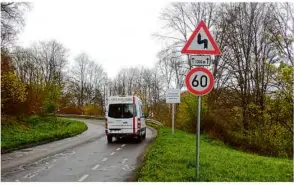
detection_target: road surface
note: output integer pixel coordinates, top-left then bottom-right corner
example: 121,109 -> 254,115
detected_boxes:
1,118 -> 156,182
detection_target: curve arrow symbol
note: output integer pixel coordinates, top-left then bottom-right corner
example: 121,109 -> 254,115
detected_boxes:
197,33 -> 208,49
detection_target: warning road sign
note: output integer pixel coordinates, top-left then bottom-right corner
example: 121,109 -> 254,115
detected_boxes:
181,20 -> 220,181
185,67 -> 214,96
181,20 -> 221,55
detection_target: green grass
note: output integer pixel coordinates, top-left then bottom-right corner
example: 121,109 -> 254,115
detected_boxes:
1,115 -> 88,152
56,114 -> 104,120
147,122 -> 161,130
137,127 -> 293,182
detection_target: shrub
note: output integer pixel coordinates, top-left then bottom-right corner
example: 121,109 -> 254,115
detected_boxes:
1,53 -> 27,116
203,99 -> 292,158
83,104 -> 104,116
175,92 -> 207,133
58,106 -> 83,115
174,89 -> 292,158
151,101 -> 170,126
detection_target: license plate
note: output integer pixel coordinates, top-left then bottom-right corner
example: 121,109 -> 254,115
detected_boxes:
110,130 -> 121,133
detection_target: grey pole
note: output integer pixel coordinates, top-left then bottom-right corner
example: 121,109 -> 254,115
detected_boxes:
172,103 -> 175,135
196,96 -> 201,180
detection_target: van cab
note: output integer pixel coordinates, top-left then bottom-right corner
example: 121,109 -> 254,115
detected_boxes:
105,96 -> 147,143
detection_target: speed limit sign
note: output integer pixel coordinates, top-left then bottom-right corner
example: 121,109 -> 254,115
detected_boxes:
185,67 -> 214,96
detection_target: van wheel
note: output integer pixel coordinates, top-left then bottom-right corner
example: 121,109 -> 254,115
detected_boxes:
137,134 -> 143,143
107,135 -> 113,143
143,129 -> 146,139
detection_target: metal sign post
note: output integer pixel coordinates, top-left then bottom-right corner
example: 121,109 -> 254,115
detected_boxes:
181,20 -> 221,181
196,96 -> 201,179
172,103 -> 175,135
184,67 -> 215,181
166,89 -> 181,135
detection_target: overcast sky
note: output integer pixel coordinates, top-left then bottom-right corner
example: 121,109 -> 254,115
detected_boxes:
17,0 -> 170,79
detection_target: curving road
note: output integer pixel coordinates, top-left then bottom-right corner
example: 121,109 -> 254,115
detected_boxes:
1,118 -> 156,182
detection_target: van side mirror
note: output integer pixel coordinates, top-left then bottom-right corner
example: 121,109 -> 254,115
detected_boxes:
141,113 -> 147,118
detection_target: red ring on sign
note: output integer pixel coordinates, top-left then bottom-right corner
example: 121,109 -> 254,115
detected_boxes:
185,67 -> 214,96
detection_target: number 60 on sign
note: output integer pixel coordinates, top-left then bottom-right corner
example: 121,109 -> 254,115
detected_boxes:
185,67 -> 214,96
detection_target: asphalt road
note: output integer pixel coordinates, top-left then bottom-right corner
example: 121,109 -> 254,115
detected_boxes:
1,118 -> 156,182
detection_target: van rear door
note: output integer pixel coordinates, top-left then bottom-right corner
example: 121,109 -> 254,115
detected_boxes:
107,103 -> 136,134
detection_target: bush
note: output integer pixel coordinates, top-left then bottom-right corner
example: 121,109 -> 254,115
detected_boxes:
173,90 -> 292,158
1,53 -> 27,116
151,101 -> 170,126
58,106 -> 83,115
175,92 -> 207,133
42,84 -> 62,114
202,98 -> 292,158
83,104 -> 104,116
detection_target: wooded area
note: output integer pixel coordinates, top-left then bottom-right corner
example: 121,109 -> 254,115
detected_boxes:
1,2 -> 293,157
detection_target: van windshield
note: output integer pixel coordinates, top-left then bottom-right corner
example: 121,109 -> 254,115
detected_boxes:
108,104 -> 136,118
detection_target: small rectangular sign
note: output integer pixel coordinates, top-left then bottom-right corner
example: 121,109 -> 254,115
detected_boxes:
166,89 -> 181,103
190,55 -> 211,66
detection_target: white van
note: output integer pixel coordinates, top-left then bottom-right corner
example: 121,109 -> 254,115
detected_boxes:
105,96 -> 147,143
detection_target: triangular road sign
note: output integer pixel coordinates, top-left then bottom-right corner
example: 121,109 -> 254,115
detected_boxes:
181,20 -> 221,55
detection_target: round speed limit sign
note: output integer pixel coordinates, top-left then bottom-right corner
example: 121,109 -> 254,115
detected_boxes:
185,67 -> 214,96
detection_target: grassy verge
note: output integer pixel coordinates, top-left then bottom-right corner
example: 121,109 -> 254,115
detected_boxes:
137,127 -> 293,182
1,115 -> 88,153
146,122 -> 161,130
56,114 -> 104,120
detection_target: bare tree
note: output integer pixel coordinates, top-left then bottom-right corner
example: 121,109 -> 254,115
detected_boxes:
70,52 -> 107,108
108,66 -> 162,112
269,2 -> 294,66
208,2 -> 293,133
1,2 -> 31,51
71,53 -> 90,107
12,40 -> 68,86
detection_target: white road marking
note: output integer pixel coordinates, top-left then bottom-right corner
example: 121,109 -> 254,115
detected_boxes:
78,174 -> 89,182
102,157 -> 108,162
110,152 -> 115,156
121,144 -> 126,147
23,163 -> 56,179
45,165 -> 55,169
116,148 -> 121,151
23,172 -> 38,179
92,164 -> 100,170
122,158 -> 128,164
122,164 -> 135,171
